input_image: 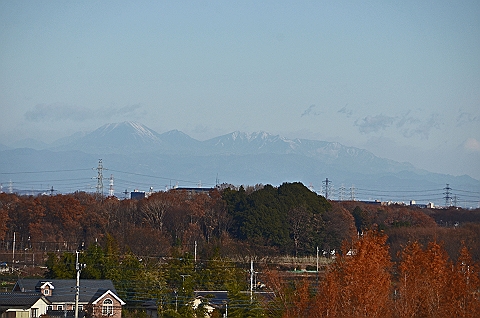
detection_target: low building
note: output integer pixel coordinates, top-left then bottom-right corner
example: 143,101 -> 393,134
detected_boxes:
0,292 -> 50,318
12,279 -> 125,318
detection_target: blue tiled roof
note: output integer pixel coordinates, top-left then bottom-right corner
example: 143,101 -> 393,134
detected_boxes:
0,292 -> 50,307
13,279 -> 120,303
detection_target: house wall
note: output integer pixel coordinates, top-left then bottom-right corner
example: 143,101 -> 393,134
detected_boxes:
1,299 -> 49,318
2,310 -> 29,318
92,294 -> 122,318
31,298 -> 49,317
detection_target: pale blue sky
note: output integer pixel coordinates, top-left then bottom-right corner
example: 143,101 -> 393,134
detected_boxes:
1,1 -> 479,179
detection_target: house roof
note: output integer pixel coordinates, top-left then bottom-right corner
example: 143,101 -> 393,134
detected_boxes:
0,292 -> 51,308
13,279 -> 122,304
91,290 -> 126,305
194,291 -> 228,306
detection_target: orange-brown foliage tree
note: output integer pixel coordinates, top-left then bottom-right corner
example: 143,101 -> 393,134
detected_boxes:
395,239 -> 480,318
312,230 -> 393,318
442,244 -> 480,317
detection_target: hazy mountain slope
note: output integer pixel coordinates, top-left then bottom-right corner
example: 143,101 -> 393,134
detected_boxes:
1,122 -> 478,206
10,138 -> 49,150
0,143 -> 11,151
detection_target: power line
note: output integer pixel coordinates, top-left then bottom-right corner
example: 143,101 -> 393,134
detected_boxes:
0,168 -> 92,175
108,169 -> 216,187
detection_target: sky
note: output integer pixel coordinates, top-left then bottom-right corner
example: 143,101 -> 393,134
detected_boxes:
1,1 -> 479,180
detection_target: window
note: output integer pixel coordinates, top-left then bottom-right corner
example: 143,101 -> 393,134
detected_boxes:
43,289 -> 49,296
31,308 -> 38,318
102,298 -> 113,315
57,305 -> 63,311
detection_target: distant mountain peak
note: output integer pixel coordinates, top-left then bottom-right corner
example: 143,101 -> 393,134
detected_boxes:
226,131 -> 280,142
97,122 -> 159,140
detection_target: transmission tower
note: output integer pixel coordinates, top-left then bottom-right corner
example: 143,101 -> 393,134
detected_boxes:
108,174 -> 114,197
444,183 -> 452,207
339,184 -> 346,201
95,159 -> 104,200
350,184 -> 356,201
322,178 -> 331,199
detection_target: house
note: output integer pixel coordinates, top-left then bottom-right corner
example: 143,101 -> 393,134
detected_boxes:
192,291 -> 228,317
0,292 -> 51,318
12,279 -> 125,318
0,263 -> 8,273
144,291 -> 229,318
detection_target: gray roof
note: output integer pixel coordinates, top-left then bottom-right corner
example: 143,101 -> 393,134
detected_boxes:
194,291 -> 228,306
0,292 -> 50,308
13,279 -> 120,304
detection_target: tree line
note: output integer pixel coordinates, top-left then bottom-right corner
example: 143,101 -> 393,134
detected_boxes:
42,230 -> 480,317
1,182 -> 479,261
1,182 -> 479,317
268,230 -> 479,318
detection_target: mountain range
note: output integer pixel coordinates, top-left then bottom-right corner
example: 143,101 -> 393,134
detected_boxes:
1,122 -> 479,207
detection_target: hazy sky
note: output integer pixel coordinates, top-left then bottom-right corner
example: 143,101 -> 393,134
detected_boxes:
1,1 -> 479,179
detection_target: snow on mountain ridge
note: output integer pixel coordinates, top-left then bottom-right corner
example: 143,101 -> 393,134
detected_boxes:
94,121 -> 161,142
49,122 -> 383,162
128,121 -> 159,139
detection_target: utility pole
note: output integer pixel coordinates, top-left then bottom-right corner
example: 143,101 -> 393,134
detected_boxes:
250,259 -> 254,303
316,246 -> 320,286
174,290 -> 178,312
75,251 -> 85,318
12,232 -> 15,272
194,241 -> 197,264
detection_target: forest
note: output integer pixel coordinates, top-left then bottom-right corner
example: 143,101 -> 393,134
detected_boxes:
0,182 -> 479,317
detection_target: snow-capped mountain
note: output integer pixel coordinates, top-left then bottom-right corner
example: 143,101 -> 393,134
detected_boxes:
204,131 -> 297,155
44,122 -> 418,175
53,122 -> 164,154
1,122 -> 478,204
